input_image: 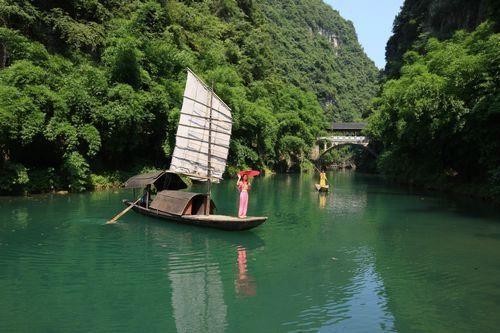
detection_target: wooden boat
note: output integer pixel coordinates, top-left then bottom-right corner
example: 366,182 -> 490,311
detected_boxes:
121,69 -> 267,230
123,192 -> 266,231
315,183 -> 329,192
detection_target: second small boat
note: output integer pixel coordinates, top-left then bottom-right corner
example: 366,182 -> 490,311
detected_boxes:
315,184 -> 329,192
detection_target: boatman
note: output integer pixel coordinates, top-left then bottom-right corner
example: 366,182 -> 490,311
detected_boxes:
319,168 -> 328,188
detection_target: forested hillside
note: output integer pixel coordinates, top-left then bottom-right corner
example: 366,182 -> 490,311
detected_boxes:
258,0 -> 378,121
385,0 -> 500,78
368,0 -> 500,199
0,0 -> 378,194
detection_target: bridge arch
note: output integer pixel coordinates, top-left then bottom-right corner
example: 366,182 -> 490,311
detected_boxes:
311,122 -> 377,161
319,142 -> 377,158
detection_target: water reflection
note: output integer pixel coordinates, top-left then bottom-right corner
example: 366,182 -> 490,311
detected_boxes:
284,248 -> 395,333
330,189 -> 367,214
165,229 -> 264,332
2,172 -> 500,332
331,262 -> 395,332
235,246 -> 256,297
169,253 -> 227,333
319,193 -> 327,209
11,207 -> 30,229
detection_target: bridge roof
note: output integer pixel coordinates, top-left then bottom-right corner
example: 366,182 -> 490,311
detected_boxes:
329,122 -> 366,131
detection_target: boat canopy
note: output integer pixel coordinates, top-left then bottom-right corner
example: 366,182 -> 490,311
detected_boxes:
150,190 -> 215,216
124,171 -> 188,191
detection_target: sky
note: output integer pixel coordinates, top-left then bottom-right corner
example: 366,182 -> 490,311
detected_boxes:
325,0 -> 405,69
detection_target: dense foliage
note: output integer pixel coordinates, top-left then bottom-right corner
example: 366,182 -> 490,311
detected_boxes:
368,22 -> 500,197
257,0 -> 379,121
385,0 -> 500,78
0,0 -> 378,194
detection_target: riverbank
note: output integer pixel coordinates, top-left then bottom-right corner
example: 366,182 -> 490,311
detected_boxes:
2,167 -> 499,206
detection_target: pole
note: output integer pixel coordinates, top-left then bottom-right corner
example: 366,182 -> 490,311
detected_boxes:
206,81 -> 214,215
106,196 -> 142,224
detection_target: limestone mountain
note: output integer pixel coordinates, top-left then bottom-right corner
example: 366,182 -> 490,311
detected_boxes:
257,0 -> 379,122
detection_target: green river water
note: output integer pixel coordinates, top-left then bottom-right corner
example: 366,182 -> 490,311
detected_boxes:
1,171 -> 500,333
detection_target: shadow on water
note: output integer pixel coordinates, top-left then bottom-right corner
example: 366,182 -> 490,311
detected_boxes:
121,211 -> 266,250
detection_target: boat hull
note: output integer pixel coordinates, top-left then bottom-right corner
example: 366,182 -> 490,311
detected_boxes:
315,184 -> 329,192
123,200 -> 267,231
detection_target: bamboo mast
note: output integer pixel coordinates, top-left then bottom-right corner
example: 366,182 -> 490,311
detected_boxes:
205,81 -> 214,215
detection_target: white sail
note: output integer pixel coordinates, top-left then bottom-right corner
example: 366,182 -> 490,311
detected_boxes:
169,69 -> 232,181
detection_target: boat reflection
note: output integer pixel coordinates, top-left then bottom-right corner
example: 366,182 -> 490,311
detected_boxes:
164,227 -> 264,332
235,246 -> 256,297
319,193 -> 327,209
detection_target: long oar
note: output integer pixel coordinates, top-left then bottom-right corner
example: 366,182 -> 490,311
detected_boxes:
106,197 -> 142,224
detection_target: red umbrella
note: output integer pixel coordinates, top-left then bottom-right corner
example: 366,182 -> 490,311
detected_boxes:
238,170 -> 261,177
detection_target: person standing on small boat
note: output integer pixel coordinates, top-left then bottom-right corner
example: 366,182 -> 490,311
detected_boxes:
319,168 -> 328,188
141,184 -> 151,208
237,174 -> 251,218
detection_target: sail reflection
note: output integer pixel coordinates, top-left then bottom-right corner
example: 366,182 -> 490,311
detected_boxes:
169,254 -> 227,333
235,246 -> 256,297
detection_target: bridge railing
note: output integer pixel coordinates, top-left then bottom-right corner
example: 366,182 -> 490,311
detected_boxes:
312,132 -> 377,159
317,136 -> 368,143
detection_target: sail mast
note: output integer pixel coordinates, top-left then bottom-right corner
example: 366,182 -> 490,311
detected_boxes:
205,81 -> 214,215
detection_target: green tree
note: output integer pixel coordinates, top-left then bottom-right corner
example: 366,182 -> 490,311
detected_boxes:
370,23 -> 500,198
